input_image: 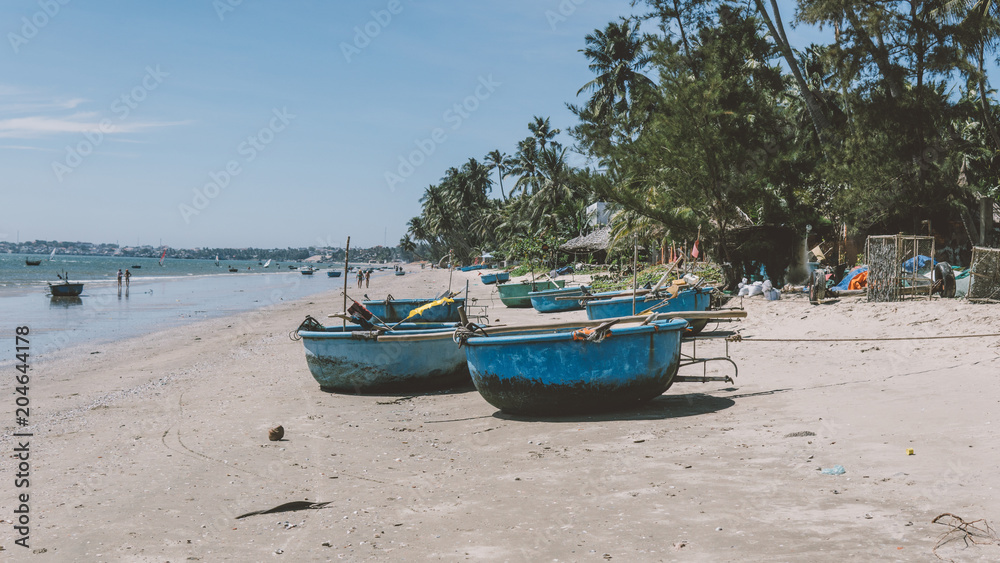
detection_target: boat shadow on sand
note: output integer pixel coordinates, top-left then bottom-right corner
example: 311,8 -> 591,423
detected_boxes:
492,392 -> 736,423
318,381 -> 478,397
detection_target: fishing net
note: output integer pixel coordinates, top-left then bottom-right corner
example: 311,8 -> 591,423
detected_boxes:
866,235 -> 935,302
969,246 -> 1000,301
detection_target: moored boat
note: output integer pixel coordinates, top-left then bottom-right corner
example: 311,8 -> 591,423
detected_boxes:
297,322 -> 469,393
301,267 -> 315,275
480,272 -> 510,285
462,318 -> 688,415
25,259 -> 42,266
363,297 -> 466,323
327,270 -> 342,278
496,280 -> 566,308
395,270 -> 405,276
48,273 -> 84,297
585,287 -> 713,333
529,285 -> 590,313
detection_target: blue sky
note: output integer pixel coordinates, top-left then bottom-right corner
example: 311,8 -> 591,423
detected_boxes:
0,1 -> 995,249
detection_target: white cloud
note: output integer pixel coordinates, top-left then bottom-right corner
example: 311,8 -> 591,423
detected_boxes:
0,113 -> 191,138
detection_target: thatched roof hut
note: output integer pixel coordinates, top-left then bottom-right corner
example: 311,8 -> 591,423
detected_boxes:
561,226 -> 611,262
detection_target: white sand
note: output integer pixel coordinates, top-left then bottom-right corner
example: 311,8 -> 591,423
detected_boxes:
3,266 -> 1000,561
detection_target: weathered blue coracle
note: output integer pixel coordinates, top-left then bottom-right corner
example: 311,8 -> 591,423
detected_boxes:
363,297 -> 466,323
585,287 -> 712,333
528,285 -> 590,313
480,272 -> 510,285
327,271 -> 342,278
298,322 -> 468,393
463,319 -> 688,415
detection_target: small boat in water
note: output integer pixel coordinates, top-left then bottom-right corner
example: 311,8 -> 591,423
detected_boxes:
529,285 -> 590,313
395,270 -> 405,276
25,259 -> 41,266
585,286 -> 713,333
480,272 -> 510,285
301,267 -> 315,275
327,270 -> 342,278
496,280 -> 566,308
131,265 -> 142,269
363,296 -> 466,323
229,267 -> 239,272
297,321 -> 469,393
462,318 -> 689,415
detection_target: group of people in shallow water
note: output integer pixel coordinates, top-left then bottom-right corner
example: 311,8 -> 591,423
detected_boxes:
116,268 -> 131,289
356,268 -> 371,288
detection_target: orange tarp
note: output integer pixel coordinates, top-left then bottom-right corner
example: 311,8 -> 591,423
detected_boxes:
848,270 -> 868,290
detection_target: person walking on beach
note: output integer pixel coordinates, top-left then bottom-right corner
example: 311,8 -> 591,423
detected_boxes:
357,269 -> 364,288
365,269 -> 371,288
117,269 -> 123,289
124,268 -> 131,288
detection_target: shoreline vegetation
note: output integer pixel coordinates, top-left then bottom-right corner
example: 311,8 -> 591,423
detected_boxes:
402,2 -> 1000,289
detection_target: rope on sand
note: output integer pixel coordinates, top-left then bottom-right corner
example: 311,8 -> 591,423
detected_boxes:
730,333 -> 1000,343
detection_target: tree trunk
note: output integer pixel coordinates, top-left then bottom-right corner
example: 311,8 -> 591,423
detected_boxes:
755,0 -> 833,146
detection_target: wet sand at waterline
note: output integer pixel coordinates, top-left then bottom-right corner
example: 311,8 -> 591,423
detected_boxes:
2,265 -> 1000,561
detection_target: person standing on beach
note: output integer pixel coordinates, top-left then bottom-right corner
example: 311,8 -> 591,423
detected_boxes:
357,269 -> 364,288
124,269 -> 131,288
365,269 -> 371,288
117,269 -> 123,289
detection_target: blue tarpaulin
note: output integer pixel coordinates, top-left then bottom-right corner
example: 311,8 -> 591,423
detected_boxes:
902,255 -> 936,273
833,266 -> 868,291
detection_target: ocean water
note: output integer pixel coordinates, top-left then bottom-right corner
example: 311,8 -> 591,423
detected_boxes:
0,254 -> 387,362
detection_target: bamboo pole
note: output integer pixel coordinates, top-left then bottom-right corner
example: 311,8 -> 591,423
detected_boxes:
448,250 -> 454,292
342,236 -> 350,329
631,242 -> 638,316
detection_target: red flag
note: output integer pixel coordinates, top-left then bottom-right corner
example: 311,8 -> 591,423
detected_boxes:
691,240 -> 700,260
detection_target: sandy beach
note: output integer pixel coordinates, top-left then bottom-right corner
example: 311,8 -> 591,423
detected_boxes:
4,265 -> 1000,561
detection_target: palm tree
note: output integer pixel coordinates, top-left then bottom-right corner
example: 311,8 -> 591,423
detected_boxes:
528,116 -> 561,151
509,138 -> 542,196
484,150 -> 513,201
938,0 -> 1000,149
576,17 -> 656,135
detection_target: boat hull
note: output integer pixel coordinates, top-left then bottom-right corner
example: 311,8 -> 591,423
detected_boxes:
480,272 -> 510,285
49,283 -> 84,297
363,297 -> 467,323
464,319 -> 687,415
298,323 -> 468,393
497,280 -> 566,308
529,286 -> 589,313
327,271 -> 342,277
585,288 -> 713,333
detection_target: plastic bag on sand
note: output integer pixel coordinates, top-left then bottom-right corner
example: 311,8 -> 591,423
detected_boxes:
765,288 -> 780,301
747,281 -> 764,297
762,279 -> 773,292
821,465 -> 846,475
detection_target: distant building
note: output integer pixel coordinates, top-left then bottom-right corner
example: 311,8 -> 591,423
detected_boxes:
586,202 -> 610,227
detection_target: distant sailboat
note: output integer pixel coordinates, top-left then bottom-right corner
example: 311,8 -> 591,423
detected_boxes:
215,255 -> 220,267
159,249 -> 167,267
49,248 -> 56,261
263,259 -> 271,268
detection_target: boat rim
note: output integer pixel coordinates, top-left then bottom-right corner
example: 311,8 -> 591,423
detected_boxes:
462,318 -> 688,346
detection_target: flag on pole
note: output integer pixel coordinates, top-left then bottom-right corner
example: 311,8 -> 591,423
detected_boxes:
691,240 -> 700,260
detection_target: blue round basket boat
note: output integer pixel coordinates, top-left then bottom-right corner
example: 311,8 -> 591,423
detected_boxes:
462,319 -> 688,415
